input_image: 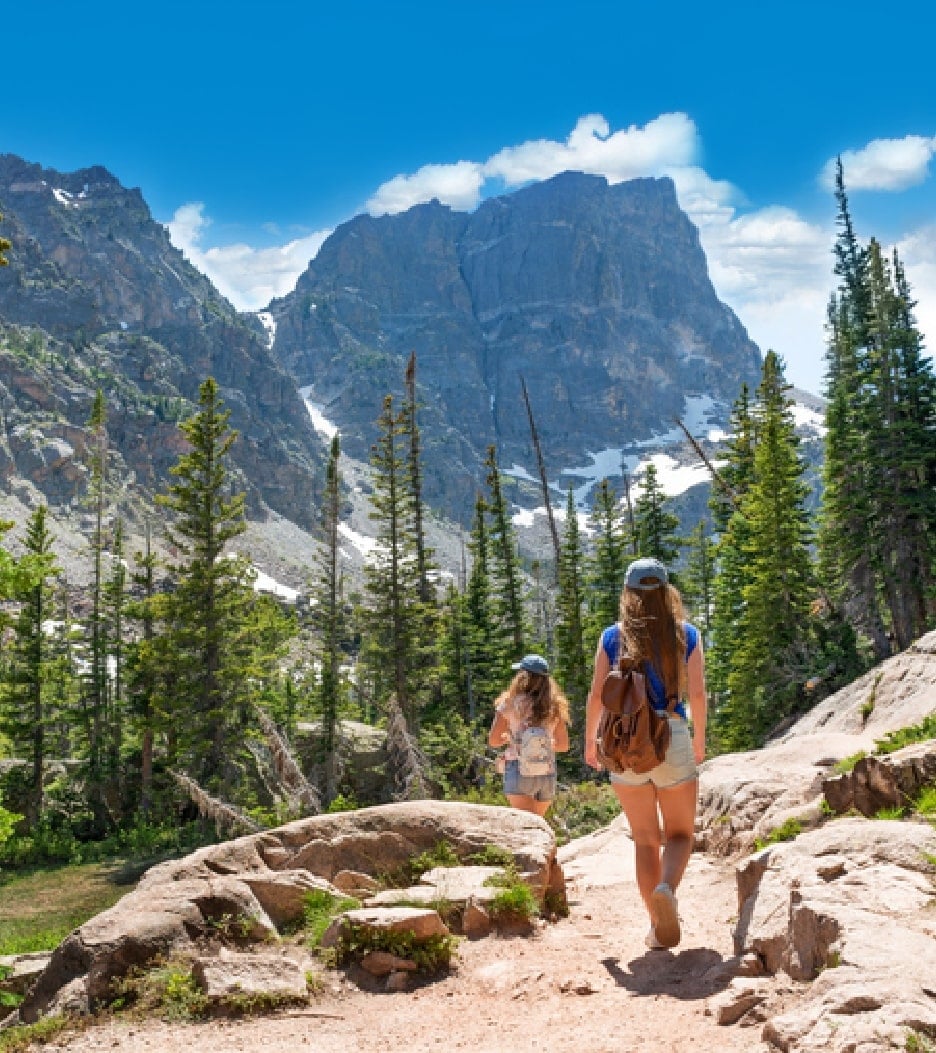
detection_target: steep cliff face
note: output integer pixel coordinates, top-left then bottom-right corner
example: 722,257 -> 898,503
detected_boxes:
0,155 -> 324,527
269,171 -> 762,521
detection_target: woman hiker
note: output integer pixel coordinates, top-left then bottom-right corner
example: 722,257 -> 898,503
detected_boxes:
488,654 -> 570,817
584,557 -> 708,950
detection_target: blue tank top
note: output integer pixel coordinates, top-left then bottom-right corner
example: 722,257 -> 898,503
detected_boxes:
600,622 -> 698,720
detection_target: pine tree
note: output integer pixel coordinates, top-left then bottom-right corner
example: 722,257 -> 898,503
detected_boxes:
364,395 -> 431,731
156,377 -> 275,794
586,478 -> 628,640
484,445 -> 527,660
721,352 -> 815,747
464,496 -> 503,711
127,520 -> 159,817
0,506 -> 59,826
104,519 -> 127,790
819,167 -> 936,659
554,489 -> 588,762
80,389 -> 111,828
633,462 -> 682,568
682,520 -> 715,647
312,434 -> 344,803
0,212 -> 10,267
707,385 -> 757,711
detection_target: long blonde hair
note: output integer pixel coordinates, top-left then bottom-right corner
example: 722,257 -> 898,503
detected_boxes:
494,670 -> 570,727
619,583 -> 688,701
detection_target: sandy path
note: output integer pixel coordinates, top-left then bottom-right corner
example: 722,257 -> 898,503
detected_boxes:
50,818 -> 776,1053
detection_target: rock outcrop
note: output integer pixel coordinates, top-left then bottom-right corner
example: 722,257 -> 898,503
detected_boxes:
733,819 -> 936,1051
698,630 -> 936,856
7,801 -> 560,1026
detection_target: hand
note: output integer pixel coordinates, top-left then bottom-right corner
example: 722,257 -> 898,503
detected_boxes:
584,740 -> 602,770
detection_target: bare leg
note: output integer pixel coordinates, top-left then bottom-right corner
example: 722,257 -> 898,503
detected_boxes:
612,782 -> 662,914
655,777 -> 698,891
506,794 -> 550,818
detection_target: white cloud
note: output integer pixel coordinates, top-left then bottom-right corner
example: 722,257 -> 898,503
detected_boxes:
821,135 -> 936,192
365,160 -> 485,216
167,203 -> 331,311
483,111 -> 699,186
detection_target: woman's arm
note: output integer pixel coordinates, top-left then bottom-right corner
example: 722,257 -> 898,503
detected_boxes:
584,639 -> 610,769
552,718 -> 570,753
687,641 -> 707,765
488,703 -> 512,749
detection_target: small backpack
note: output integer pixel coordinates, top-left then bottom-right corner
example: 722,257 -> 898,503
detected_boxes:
596,657 -> 674,775
517,725 -> 554,777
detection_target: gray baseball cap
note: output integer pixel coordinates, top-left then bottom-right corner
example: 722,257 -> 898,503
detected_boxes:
625,557 -> 669,590
511,654 -> 549,675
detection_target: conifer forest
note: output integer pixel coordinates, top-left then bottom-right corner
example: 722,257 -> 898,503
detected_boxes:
0,172 -> 934,866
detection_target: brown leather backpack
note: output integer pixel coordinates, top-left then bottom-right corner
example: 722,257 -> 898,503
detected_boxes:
596,656 -> 675,775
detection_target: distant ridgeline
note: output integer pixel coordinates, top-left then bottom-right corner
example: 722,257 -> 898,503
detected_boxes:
267,171 -> 763,524
0,153 -> 323,529
0,154 -> 761,530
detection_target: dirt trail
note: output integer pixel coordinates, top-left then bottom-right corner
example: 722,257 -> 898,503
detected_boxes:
51,818 -> 777,1053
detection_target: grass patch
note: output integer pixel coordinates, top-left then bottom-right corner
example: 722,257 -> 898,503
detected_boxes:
336,921 -> 457,972
833,751 -> 867,775
0,1014 -> 85,1052
0,861 -> 133,954
465,844 -> 515,867
912,785 -> 936,818
876,714 -> 936,755
906,1030 -> 936,1052
298,889 -> 360,950
874,805 -> 906,820
754,818 -> 803,851
484,864 -> 539,925
110,956 -> 207,1022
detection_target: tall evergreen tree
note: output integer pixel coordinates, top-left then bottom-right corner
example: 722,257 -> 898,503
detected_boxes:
156,377 -> 273,794
312,434 -> 344,803
682,520 -> 715,647
633,462 -> 682,568
719,352 -> 815,748
554,489 -> 588,760
0,506 -> 58,826
483,445 -> 527,660
819,166 -> 936,658
364,395 -> 432,731
464,496 -> 503,711
586,478 -> 628,639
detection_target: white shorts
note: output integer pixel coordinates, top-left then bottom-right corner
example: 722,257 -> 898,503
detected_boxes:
608,717 -> 697,789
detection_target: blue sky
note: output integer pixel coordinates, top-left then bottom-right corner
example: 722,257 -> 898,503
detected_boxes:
4,0 -> 936,396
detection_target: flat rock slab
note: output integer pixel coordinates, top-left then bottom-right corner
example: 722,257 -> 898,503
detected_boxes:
0,954 -> 52,996
192,954 -> 308,1002
342,907 -> 450,940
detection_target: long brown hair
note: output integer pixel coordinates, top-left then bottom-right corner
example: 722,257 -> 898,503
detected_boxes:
495,671 -> 570,727
619,583 -> 687,701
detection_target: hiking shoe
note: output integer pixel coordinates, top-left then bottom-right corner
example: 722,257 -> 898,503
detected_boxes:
645,927 -> 665,950
650,883 -> 680,948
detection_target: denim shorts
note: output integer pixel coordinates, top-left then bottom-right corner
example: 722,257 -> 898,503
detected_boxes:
503,759 -> 557,802
609,717 -> 697,789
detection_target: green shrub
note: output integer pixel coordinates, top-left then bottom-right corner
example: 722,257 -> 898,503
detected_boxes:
466,844 -> 515,867
912,785 -> 936,818
874,805 -> 906,820
905,1030 -> 936,1052
754,818 -> 803,850
833,751 -> 867,774
484,865 -> 539,925
0,1015 -> 78,1052
110,958 -> 207,1022
548,781 -> 620,843
876,714 -> 936,755
336,920 -> 457,972
299,889 -> 360,949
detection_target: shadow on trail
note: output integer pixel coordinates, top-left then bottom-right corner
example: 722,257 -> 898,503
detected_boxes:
601,947 -> 737,999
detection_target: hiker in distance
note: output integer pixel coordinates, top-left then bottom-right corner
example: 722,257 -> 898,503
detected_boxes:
584,557 -> 708,950
488,654 -> 570,817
